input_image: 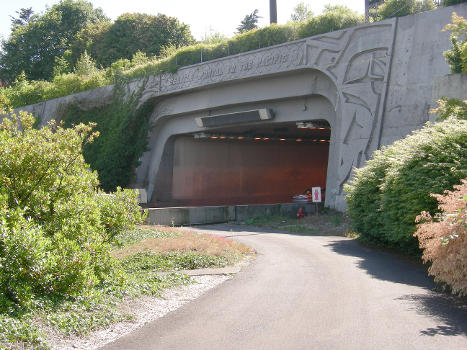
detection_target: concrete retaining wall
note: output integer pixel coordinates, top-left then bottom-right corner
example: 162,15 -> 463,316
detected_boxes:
145,203 -> 318,226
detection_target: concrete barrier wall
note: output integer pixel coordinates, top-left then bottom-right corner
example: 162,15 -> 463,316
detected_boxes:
145,203 -> 318,226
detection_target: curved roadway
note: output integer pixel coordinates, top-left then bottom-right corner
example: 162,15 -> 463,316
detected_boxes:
101,224 -> 467,350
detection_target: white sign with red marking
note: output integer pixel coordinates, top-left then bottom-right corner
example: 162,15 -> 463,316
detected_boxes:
311,187 -> 322,203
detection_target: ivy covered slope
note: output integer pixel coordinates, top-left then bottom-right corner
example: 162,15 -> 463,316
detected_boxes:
61,78 -> 154,191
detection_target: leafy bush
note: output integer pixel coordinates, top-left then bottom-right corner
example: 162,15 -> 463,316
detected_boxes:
345,118 -> 467,255
298,5 -> 363,37
0,111 -> 145,309
414,180 -> 467,295
442,13 -> 467,73
431,97 -> 467,120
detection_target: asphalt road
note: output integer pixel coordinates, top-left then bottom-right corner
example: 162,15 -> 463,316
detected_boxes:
101,224 -> 467,350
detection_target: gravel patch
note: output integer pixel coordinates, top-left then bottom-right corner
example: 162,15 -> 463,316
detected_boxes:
47,275 -> 231,350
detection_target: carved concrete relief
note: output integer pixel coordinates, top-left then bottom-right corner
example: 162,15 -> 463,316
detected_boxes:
306,21 -> 396,192
142,42 -> 307,97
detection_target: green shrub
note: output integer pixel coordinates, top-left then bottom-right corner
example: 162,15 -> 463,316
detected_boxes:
431,97 -> 467,120
346,118 -> 467,255
0,111 -> 145,309
442,13 -> 467,73
298,5 -> 363,38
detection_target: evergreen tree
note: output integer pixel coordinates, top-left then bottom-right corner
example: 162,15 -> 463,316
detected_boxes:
237,9 -> 260,33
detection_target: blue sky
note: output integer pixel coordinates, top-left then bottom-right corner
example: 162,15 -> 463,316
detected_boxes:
0,0 -> 364,42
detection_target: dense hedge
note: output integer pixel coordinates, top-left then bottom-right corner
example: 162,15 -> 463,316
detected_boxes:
0,7 -> 363,109
345,118 -> 467,255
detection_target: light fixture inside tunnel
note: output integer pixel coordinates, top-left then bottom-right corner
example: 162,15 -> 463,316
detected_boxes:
196,108 -> 274,128
192,132 -> 330,143
296,121 -> 331,130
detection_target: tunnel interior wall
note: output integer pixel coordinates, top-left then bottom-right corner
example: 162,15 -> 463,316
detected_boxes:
170,136 -> 329,206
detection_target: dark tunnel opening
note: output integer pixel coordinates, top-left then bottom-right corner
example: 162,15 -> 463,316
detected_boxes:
150,120 -> 331,207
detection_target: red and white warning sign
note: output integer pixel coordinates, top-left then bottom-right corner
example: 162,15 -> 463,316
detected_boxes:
311,187 -> 322,203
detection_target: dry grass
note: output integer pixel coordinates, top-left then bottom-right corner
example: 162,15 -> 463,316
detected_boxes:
244,210 -> 350,236
112,226 -> 253,261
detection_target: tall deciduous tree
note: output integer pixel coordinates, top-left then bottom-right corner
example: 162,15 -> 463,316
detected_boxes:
237,9 -> 260,33
0,0 -> 108,83
290,2 -> 313,22
69,13 -> 195,68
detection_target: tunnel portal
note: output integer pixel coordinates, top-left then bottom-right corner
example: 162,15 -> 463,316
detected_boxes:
151,120 -> 331,207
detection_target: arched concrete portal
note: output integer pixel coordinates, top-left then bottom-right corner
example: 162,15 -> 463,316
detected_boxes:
15,6 -> 464,210
136,70 -> 342,208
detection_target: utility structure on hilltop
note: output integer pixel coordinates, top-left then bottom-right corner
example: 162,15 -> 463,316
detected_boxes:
270,0 -> 277,24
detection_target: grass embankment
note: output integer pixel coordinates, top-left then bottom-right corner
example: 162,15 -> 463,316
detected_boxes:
244,209 -> 351,236
0,226 -> 253,350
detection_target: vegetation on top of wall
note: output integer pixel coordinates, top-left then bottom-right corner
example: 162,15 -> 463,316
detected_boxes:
0,5 -> 363,109
370,0 -> 436,21
345,112 -> 467,255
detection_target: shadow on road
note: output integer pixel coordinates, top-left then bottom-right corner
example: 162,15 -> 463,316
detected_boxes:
326,239 -> 467,337
398,293 -> 467,336
195,223 -> 467,337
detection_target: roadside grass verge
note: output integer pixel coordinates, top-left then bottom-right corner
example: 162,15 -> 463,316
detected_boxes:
1,225 -> 253,350
243,209 -> 349,236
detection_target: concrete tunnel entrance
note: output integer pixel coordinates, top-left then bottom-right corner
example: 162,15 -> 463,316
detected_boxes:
151,120 -> 331,207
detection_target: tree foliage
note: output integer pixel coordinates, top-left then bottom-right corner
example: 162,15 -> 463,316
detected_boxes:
0,0 -> 108,83
345,117 -> 467,255
0,111 -> 145,309
237,9 -> 260,33
414,180 -> 467,296
298,5 -> 363,37
291,2 -> 314,22
69,13 -> 195,69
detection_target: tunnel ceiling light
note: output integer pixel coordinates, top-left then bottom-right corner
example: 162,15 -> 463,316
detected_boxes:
296,121 -> 317,129
193,132 -> 209,139
196,109 -> 274,128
